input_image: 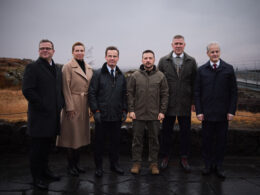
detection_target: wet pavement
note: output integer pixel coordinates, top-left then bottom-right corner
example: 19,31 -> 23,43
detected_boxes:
1,151 -> 260,195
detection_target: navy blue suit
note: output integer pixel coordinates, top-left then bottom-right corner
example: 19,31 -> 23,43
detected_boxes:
194,59 -> 237,168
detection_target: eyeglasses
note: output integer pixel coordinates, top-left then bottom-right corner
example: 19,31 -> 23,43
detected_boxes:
39,47 -> 53,51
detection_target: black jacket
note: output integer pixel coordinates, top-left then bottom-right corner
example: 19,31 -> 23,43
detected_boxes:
22,58 -> 64,137
194,59 -> 237,121
88,63 -> 127,121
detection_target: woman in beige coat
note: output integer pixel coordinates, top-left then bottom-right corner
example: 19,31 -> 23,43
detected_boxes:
57,42 -> 93,176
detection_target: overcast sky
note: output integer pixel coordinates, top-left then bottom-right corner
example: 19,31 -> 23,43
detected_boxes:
0,0 -> 260,70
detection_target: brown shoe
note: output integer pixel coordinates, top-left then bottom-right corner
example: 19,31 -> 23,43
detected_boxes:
130,163 -> 141,174
150,163 -> 160,175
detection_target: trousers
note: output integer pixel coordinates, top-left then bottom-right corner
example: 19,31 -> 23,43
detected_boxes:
94,121 -> 121,168
160,115 -> 191,158
132,120 -> 160,163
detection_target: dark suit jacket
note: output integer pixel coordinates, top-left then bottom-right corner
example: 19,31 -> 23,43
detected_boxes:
88,63 -> 127,121
194,59 -> 237,121
22,58 -> 64,137
158,52 -> 197,116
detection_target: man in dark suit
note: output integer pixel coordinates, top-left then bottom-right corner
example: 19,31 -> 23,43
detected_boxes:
88,46 -> 128,177
158,35 -> 197,172
194,42 -> 237,179
22,39 -> 64,190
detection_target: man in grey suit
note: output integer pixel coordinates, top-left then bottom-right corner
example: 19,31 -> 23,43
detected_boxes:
194,42 -> 237,179
158,35 -> 197,172
22,39 -> 64,190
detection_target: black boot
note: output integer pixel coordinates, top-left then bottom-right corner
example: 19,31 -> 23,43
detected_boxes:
74,149 -> 86,173
67,148 -> 79,177
33,178 -> 48,190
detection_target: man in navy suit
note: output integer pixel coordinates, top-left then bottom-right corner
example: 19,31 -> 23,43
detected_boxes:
194,42 -> 237,179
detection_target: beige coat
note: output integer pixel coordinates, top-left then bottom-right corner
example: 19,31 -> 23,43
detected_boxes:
57,58 -> 93,149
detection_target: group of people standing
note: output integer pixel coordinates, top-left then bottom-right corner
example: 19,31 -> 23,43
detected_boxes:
22,35 -> 237,190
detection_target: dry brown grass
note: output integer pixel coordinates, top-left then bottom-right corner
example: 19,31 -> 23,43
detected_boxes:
191,111 -> 260,130
229,111 -> 260,130
0,89 -> 259,130
0,88 -> 27,122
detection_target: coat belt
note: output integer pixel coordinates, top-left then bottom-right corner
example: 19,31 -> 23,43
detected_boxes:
71,91 -> 87,96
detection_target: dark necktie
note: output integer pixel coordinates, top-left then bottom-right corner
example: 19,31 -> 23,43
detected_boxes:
49,64 -> 56,77
213,64 -> 217,70
111,69 -> 114,77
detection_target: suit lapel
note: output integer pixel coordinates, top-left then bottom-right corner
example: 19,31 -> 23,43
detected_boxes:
38,58 -> 56,79
85,63 -> 92,81
217,59 -> 224,72
71,58 -> 88,80
178,53 -> 189,79
166,54 -> 178,78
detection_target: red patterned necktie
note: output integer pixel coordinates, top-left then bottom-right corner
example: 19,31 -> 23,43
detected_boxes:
213,64 -> 217,70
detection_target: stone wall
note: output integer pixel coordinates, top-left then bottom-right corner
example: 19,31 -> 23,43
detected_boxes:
0,120 -> 260,156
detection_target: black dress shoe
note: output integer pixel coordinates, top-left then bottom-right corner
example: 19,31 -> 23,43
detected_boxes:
202,167 -> 211,176
68,167 -> 79,177
160,157 -> 169,170
43,169 -> 60,181
95,168 -> 103,177
215,166 -> 226,179
75,165 -> 86,173
33,179 -> 48,190
110,164 -> 124,175
180,158 -> 191,172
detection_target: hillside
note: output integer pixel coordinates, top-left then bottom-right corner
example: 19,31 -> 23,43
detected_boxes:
0,57 -> 65,89
0,57 -> 259,113
0,58 -> 32,89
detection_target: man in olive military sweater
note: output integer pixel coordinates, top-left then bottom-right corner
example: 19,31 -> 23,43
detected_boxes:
127,50 -> 168,175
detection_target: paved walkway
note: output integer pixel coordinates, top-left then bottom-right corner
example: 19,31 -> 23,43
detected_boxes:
1,152 -> 260,195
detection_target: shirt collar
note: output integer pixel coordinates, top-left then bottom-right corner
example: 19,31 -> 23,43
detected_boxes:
210,60 -> 220,68
172,52 -> 184,59
106,64 -> 115,73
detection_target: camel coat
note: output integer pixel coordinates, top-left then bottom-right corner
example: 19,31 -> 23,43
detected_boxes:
57,58 -> 93,149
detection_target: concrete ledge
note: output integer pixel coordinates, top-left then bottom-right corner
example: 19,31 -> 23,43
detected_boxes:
0,120 -> 260,156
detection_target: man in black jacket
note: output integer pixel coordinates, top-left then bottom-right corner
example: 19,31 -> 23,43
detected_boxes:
88,46 -> 127,177
22,39 -> 64,190
194,42 -> 237,179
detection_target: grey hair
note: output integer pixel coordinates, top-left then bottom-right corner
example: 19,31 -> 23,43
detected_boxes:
206,42 -> 220,52
173,34 -> 185,41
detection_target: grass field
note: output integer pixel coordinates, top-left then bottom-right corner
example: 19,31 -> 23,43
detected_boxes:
0,89 -> 27,122
0,88 -> 259,130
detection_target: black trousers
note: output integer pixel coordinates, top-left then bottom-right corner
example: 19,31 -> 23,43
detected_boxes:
202,120 -> 228,168
30,137 -> 54,180
94,121 -> 121,168
160,115 -> 191,158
